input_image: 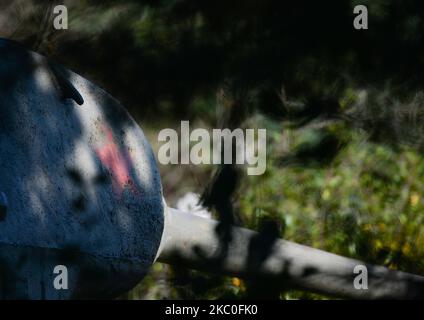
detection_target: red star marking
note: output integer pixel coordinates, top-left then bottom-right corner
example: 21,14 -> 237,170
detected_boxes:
95,125 -> 139,199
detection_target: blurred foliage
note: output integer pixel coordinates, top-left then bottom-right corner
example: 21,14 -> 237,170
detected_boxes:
2,0 -> 424,299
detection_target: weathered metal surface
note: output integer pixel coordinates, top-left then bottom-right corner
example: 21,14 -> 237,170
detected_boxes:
0,38 -> 164,299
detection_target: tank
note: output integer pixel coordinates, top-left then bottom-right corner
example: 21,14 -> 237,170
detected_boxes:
0,38 -> 165,299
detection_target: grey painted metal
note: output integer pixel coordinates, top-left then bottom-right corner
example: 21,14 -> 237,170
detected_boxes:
0,38 -> 164,299
158,208 -> 424,299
